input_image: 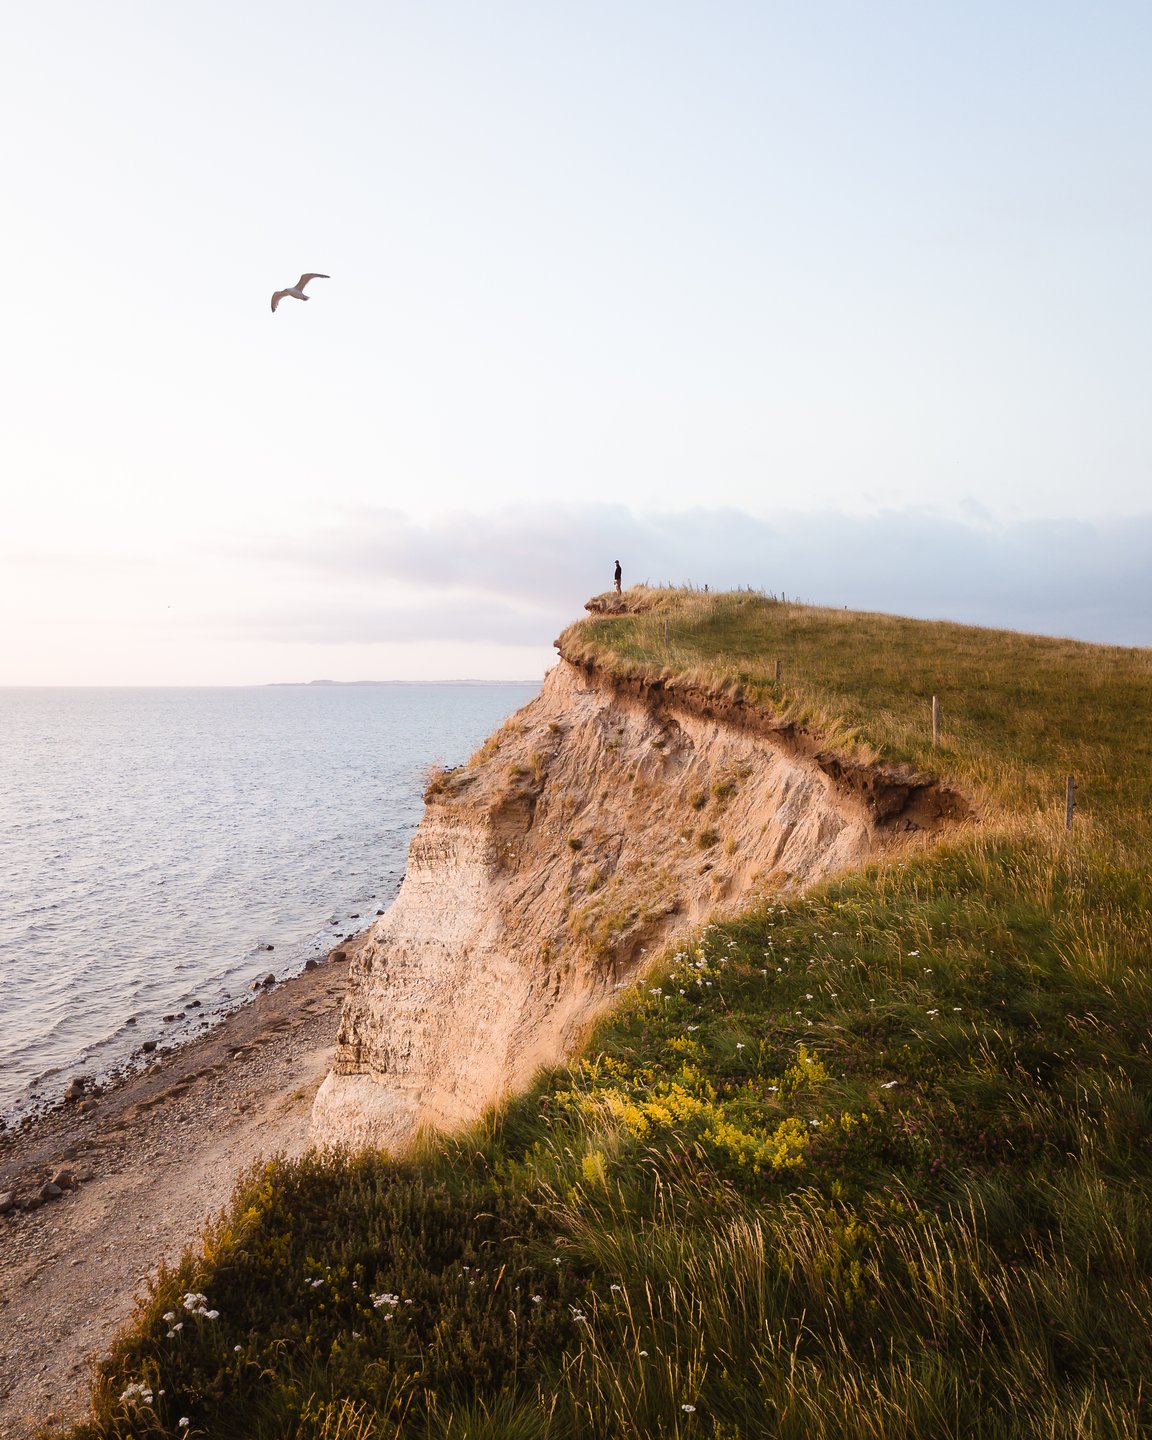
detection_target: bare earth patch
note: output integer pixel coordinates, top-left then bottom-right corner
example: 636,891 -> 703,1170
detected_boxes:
0,939 -> 363,1439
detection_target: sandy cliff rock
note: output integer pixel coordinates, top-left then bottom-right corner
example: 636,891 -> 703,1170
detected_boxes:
311,659 -> 966,1151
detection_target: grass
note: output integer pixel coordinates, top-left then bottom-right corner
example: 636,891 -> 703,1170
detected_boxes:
56,590 -> 1152,1439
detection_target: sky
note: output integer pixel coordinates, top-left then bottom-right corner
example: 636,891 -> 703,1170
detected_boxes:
3,1 -> 1150,683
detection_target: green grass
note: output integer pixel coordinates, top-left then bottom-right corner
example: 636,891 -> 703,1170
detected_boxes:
58,591 -> 1152,1439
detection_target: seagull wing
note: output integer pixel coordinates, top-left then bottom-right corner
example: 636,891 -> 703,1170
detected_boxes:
296,273 -> 330,290
271,290 -> 289,312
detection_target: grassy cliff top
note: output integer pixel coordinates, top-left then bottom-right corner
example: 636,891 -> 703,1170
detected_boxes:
62,592 -> 1152,1440
561,586 -> 1152,845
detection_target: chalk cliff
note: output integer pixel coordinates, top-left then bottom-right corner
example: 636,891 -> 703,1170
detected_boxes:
311,655 -> 967,1151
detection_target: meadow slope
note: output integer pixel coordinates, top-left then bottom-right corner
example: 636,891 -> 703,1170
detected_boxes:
53,590 -> 1152,1440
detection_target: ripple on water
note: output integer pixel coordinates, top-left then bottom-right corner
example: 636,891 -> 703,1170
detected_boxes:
0,681 -> 539,1117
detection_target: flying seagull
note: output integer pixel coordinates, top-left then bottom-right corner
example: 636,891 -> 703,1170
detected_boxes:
271,272 -> 329,313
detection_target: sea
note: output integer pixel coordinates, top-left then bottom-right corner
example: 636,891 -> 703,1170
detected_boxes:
0,682 -> 540,1122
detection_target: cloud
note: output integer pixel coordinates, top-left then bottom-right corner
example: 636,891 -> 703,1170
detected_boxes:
244,503 -> 1152,649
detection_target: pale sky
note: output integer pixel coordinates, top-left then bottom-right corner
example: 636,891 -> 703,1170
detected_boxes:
3,1 -> 1150,682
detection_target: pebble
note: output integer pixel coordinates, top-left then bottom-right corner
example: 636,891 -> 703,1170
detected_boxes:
0,1193 -> 14,1216
63,1080 -> 85,1103
38,1183 -> 63,1203
304,959 -> 318,971
141,1040 -> 158,1053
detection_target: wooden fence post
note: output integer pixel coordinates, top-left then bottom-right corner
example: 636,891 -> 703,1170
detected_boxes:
774,660 -> 781,682
1065,775 -> 1075,831
931,695 -> 940,748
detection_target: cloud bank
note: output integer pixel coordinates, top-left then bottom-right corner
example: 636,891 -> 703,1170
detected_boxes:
245,503 -> 1152,650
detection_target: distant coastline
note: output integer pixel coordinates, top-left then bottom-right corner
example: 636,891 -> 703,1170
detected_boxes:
266,679 -> 540,687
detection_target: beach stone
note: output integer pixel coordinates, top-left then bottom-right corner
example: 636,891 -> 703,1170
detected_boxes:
162,1014 -> 176,1023
78,1099 -> 98,1114
304,958 -> 318,971
23,1194 -> 44,1212
50,1169 -> 78,1191
376,909 -> 385,915
350,913 -> 359,919
188,999 -> 201,1008
63,1080 -> 85,1103
0,1192 -> 15,1215
38,1182 -> 63,1202
332,950 -> 348,962
261,973 -> 275,987
125,1016 -> 137,1026
141,1040 -> 158,1053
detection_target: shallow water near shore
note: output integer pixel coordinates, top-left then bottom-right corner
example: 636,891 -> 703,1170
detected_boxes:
0,682 -> 538,1119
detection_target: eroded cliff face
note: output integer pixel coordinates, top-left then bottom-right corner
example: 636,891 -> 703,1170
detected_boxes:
311,660 -> 967,1151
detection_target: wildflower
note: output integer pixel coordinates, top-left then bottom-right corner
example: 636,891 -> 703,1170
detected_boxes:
371,1292 -> 400,1309
687,1024 -> 698,1031
178,1421 -> 190,1430
682,1403 -> 697,1412
532,1295 -> 543,1303
205,1309 -> 219,1319
639,1349 -> 649,1356
736,1042 -> 745,1049
610,1283 -> 622,1292
953,1006 -> 962,1012
119,1382 -> 154,1405
234,1344 -> 242,1352
926,1008 -> 939,1017
163,1311 -> 176,1323
805,993 -> 813,1000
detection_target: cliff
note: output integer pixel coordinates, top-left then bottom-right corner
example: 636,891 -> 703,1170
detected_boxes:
311,655 -> 968,1150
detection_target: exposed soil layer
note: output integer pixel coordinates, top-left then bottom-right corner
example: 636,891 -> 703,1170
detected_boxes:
313,660 -> 973,1152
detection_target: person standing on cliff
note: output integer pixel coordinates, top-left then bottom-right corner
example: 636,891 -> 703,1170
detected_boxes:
613,560 -> 622,594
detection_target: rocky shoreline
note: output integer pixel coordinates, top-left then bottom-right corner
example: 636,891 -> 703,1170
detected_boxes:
0,931 -> 368,1439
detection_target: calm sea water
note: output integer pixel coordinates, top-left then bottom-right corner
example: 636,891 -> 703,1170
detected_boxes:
0,683 -> 539,1119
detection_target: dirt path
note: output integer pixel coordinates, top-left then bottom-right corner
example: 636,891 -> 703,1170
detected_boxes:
0,938 -> 364,1439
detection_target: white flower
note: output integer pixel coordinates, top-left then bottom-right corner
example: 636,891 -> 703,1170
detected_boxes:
532,1295 -> 543,1303
926,1009 -> 939,1017
881,1081 -> 898,1089
908,950 -> 919,957
953,1006 -> 962,1012
205,1309 -> 219,1320
610,1283 -> 622,1292
178,1421 -> 190,1429
735,1042 -> 745,1049
234,1344 -> 242,1352
372,1292 -> 400,1308
682,1403 -> 697,1412
163,1311 -> 176,1323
